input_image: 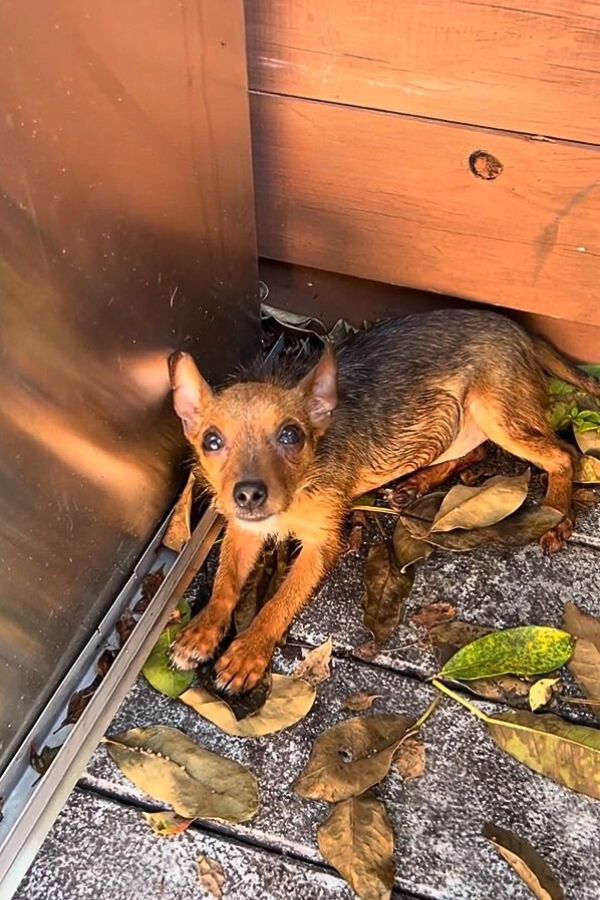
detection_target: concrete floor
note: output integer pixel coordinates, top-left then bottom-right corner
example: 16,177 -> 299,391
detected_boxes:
15,460 -> 600,900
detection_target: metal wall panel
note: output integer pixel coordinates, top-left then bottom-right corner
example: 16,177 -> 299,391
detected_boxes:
0,0 -> 259,772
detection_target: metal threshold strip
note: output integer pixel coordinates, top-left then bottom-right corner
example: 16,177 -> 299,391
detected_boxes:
0,506 -> 222,900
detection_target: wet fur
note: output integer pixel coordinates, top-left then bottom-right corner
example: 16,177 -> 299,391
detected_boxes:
169,309 -> 600,693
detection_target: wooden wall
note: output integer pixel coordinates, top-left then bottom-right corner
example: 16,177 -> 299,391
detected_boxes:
245,1 -> 600,355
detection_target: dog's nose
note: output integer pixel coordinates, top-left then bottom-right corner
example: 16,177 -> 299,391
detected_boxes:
233,480 -> 268,511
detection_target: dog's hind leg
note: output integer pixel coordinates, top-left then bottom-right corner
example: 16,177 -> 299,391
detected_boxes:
470,392 -> 574,553
389,444 -> 488,508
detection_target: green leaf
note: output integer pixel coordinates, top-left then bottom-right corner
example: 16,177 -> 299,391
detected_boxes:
440,626 -> 574,681
546,377 -> 575,397
142,600 -> 194,698
487,710 -> 600,800
580,364 -> 600,379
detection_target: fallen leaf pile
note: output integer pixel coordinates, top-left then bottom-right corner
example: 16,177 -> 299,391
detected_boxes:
295,712 -> 427,898
105,335 -> 600,900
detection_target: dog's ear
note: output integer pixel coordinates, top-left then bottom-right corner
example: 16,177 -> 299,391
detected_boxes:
169,351 -> 213,441
297,344 -> 337,432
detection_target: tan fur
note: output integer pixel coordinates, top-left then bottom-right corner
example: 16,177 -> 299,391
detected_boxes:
167,310 -> 600,692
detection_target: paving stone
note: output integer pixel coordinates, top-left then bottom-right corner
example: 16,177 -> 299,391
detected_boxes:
18,444 -> 600,900
81,656 -> 600,900
15,790 -> 358,900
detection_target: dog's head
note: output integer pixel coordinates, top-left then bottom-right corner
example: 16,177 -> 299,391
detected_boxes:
169,348 -> 337,528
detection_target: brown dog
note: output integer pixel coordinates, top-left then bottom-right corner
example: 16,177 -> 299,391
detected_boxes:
168,309 -> 600,693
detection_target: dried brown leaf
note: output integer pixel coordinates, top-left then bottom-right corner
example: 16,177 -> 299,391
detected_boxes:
163,472 -> 195,552
294,714 -> 414,802
572,487 -> 600,511
195,665 -> 273,721
233,541 -> 291,634
197,854 -> 226,899
294,636 -> 333,686
529,678 -> 560,712
465,674 -> 532,706
96,648 -> 116,678
116,610 -> 136,648
135,566 -> 166,613
392,520 -> 432,572
562,603 -> 600,701
143,810 -> 194,837
427,620 -> 489,667
57,675 -> 102,730
30,744 -> 61,777
401,493 -> 562,552
395,736 -> 425,783
181,674 -> 315,737
410,602 -> 457,631
317,793 -> 394,900
362,543 -> 413,644
430,471 -> 530,532
342,692 -> 384,712
105,725 -> 259,822
346,510 -> 366,555
483,823 -> 564,900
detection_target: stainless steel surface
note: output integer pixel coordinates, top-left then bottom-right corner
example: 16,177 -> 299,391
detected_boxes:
0,507 -> 223,899
0,0 -> 259,773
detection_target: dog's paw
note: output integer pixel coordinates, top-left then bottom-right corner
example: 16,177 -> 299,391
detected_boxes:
386,483 -> 420,510
214,632 -> 274,695
539,517 -> 573,555
170,612 -> 228,671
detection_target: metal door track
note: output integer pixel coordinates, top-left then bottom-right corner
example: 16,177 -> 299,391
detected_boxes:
0,506 -> 222,899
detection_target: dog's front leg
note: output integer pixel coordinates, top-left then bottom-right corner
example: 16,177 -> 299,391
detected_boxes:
214,536 -> 341,693
170,525 -> 264,670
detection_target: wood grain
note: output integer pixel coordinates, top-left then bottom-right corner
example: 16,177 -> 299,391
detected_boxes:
251,92 -> 600,326
246,0 -> 600,144
259,260 -> 600,363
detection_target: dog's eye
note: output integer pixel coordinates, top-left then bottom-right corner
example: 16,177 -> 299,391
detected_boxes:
202,430 -> 224,452
278,424 -> 303,446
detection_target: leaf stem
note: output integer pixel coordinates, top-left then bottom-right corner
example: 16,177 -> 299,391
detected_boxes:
409,696 -> 441,735
352,504 -> 399,516
431,678 -> 492,723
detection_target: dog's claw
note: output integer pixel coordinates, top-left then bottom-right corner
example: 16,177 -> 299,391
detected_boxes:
169,613 -> 228,671
214,632 -> 274,695
539,517 -> 573,554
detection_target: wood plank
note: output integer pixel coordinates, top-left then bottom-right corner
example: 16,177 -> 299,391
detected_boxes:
246,0 -> 600,144
16,789 -> 361,900
251,93 -> 600,326
259,259 -> 600,362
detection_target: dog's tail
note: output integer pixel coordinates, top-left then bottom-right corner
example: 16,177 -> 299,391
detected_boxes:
533,336 -> 600,397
